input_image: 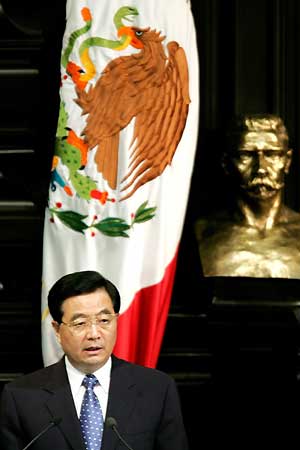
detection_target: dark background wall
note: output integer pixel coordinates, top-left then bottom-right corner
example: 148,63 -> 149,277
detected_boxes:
1,1 -> 300,448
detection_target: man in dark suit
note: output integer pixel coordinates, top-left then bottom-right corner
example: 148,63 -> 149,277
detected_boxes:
0,270 -> 189,450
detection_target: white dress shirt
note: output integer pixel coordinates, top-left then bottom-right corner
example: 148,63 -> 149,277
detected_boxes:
65,356 -> 111,419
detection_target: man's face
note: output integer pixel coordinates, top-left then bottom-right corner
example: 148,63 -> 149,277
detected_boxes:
225,130 -> 292,200
52,289 -> 118,373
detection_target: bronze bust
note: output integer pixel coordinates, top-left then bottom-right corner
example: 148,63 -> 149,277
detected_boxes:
195,114 -> 300,278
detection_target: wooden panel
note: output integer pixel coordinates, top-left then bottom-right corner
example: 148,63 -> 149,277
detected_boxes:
0,150 -> 37,201
0,4 -> 44,376
0,219 -> 43,299
234,0 -> 270,113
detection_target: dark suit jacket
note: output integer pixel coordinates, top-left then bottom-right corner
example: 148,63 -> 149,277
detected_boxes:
0,355 -> 189,450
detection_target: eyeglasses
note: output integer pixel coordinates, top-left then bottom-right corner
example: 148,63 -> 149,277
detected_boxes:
61,313 -> 119,335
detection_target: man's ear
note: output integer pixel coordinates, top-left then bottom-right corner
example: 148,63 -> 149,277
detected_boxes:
52,320 -> 61,343
284,149 -> 293,174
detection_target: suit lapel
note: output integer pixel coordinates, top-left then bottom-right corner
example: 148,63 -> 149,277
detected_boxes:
102,356 -> 137,450
42,359 -> 85,450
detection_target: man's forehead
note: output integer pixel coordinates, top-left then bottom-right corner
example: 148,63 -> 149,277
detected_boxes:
238,131 -> 287,151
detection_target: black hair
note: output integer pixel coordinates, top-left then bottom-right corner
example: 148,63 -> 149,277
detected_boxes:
48,270 -> 121,322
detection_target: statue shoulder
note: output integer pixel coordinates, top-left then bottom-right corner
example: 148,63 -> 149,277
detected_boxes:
280,205 -> 300,225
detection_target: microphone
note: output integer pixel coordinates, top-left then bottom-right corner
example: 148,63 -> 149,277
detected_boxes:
106,417 -> 134,450
22,417 -> 62,450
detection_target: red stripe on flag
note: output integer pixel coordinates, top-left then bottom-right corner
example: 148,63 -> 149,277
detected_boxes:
113,248 -> 179,368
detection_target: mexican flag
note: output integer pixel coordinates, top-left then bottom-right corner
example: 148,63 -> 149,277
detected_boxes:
41,0 -> 199,368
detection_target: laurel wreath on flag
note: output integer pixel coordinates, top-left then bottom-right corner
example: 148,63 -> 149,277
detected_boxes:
49,201 -> 156,237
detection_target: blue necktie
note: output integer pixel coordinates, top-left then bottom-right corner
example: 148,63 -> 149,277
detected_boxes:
80,374 -> 104,450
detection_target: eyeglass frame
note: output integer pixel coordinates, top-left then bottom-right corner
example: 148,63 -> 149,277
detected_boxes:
60,312 -> 119,335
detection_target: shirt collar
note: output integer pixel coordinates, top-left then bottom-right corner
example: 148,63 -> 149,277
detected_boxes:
65,356 -> 112,395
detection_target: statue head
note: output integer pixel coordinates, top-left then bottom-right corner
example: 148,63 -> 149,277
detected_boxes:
222,114 -> 292,201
